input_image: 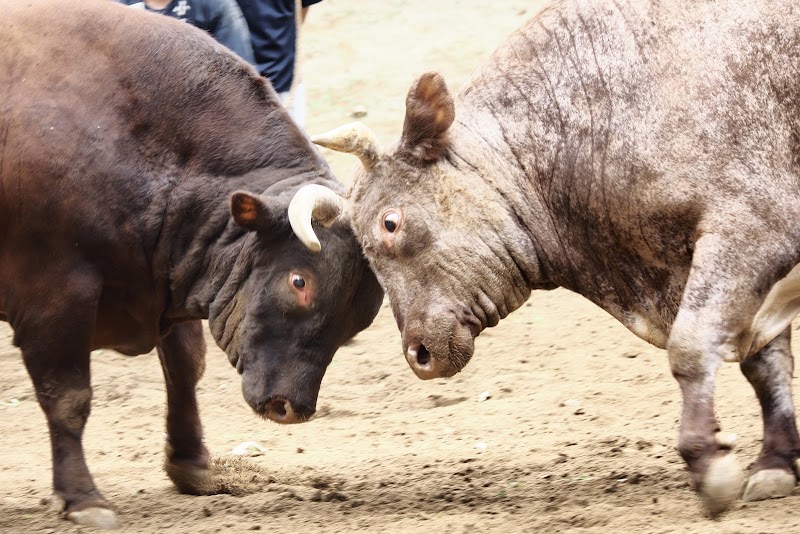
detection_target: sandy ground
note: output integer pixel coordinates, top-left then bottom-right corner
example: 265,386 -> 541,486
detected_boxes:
3,1 -> 800,532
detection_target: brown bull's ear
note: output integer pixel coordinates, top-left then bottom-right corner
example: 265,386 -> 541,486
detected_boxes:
230,191 -> 282,233
400,72 -> 455,163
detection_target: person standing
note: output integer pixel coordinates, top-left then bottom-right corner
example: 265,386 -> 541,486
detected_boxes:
120,0 -> 256,65
235,0 -> 323,128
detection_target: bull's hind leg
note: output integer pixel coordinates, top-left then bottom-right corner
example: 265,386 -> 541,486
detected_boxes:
667,231 -> 800,516
740,327 -> 800,501
16,271 -> 117,528
157,320 -> 211,495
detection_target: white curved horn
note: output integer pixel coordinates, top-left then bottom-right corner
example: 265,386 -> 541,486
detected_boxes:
311,122 -> 382,169
288,184 -> 348,252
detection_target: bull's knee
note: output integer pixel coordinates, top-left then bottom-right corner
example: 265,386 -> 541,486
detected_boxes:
43,387 -> 92,434
677,432 -> 710,466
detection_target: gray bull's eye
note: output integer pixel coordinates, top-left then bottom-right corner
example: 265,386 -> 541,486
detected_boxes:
384,212 -> 400,233
291,274 -> 306,288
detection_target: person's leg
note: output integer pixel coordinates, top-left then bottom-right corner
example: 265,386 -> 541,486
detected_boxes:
291,83 -> 306,129
278,87 -> 306,129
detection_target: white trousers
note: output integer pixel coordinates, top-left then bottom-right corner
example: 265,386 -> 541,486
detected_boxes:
278,83 -> 306,130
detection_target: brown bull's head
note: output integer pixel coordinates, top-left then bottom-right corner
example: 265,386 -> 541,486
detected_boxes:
215,187 -> 384,423
290,73 -> 532,381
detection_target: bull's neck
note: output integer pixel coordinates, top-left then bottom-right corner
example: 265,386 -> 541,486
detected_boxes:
172,212 -> 250,322
161,167 -> 327,323
450,110 -> 557,293
161,176 -> 257,323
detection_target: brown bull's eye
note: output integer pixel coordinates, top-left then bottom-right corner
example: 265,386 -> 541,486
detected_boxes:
291,274 -> 306,289
384,212 -> 400,233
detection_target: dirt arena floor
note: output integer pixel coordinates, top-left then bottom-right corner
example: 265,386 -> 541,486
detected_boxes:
3,0 -> 800,532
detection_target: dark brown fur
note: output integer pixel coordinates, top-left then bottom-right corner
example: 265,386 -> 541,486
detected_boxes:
0,0 -> 383,524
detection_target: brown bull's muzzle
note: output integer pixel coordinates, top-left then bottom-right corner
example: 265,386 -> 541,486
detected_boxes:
243,390 -> 317,424
241,363 -> 323,424
263,396 -> 314,424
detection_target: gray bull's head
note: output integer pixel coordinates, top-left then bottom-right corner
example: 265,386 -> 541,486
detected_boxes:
289,73 -> 533,381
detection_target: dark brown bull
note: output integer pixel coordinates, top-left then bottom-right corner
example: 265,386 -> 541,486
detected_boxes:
293,0 -> 800,518
0,0 -> 382,527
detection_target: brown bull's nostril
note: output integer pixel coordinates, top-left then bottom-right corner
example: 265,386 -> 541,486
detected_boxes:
417,345 -> 431,366
269,398 -> 288,418
260,397 -> 314,424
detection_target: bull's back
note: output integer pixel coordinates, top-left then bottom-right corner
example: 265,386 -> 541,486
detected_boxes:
0,0 -> 264,349
0,0 -> 266,266
1,1 -> 167,251
454,0 -> 800,332
461,0 -> 800,219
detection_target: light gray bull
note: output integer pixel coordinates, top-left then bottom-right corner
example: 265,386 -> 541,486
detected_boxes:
290,0 -> 800,517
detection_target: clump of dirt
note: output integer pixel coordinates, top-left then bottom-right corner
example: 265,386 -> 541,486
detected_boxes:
203,456 -> 273,496
166,456 -> 273,497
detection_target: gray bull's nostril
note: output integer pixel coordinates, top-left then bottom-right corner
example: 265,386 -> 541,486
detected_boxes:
407,343 -> 431,368
416,345 -> 431,366
406,343 -> 446,380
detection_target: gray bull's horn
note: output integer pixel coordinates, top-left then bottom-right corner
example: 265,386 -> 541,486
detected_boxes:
311,122 -> 382,169
288,184 -> 348,252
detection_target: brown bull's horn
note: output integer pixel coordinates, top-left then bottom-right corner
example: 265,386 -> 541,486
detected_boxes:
288,184 -> 348,252
311,122 -> 382,169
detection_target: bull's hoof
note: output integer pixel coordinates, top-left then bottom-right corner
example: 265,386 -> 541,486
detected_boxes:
699,453 -> 744,517
165,461 -> 212,495
66,507 -> 119,529
742,468 -> 796,502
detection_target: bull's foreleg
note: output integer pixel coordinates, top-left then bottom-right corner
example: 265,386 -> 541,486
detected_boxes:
18,283 -> 117,528
668,330 -> 743,517
740,327 -> 800,501
665,233 -> 774,516
157,320 -> 210,495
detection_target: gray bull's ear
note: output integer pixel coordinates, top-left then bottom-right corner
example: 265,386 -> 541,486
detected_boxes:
230,191 -> 283,233
400,72 -> 455,163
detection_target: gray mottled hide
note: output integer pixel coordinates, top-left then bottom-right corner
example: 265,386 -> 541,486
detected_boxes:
342,0 -> 800,517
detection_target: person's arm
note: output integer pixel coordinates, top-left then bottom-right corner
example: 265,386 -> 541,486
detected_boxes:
209,0 -> 256,66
